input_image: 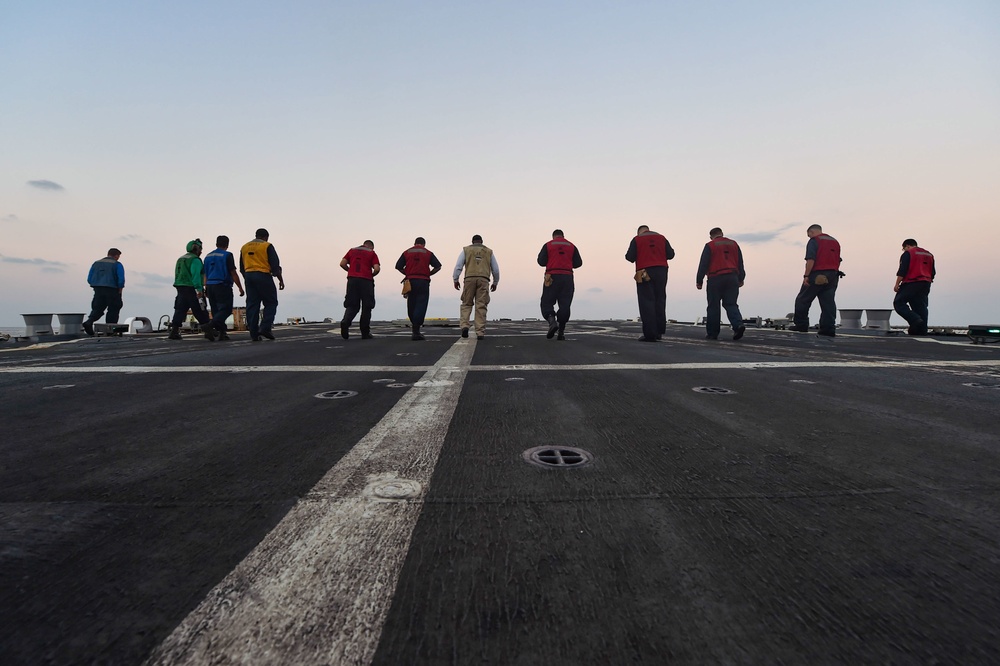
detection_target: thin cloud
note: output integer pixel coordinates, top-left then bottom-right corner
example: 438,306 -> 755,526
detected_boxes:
118,233 -> 152,244
2,214 -> 19,223
0,254 -> 69,268
41,266 -> 66,274
27,179 -> 65,191
135,272 -> 173,286
729,222 -> 800,245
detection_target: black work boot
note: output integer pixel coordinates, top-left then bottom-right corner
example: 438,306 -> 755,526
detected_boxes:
167,326 -> 182,340
412,325 -> 425,341
201,323 -> 218,341
546,315 -> 558,339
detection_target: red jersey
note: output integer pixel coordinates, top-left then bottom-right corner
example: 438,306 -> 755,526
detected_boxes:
544,238 -> 577,275
344,246 -> 379,280
633,231 -> 669,270
707,237 -> 740,276
402,245 -> 433,280
902,247 -> 934,283
811,234 -> 842,271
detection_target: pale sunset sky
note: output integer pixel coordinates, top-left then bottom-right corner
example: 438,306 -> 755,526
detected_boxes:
2,1 -> 998,327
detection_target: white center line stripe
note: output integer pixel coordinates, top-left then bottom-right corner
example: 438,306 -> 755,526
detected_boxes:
145,338 -> 476,665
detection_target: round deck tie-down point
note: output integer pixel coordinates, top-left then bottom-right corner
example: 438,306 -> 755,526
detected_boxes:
523,446 -> 593,469
314,390 -> 358,399
692,386 -> 737,395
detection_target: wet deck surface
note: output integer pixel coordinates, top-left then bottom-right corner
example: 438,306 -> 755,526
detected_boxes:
1,321 -> 999,664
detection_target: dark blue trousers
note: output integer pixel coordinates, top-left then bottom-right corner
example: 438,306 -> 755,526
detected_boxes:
170,286 -> 210,327
540,274 -> 575,327
245,272 -> 278,337
342,277 -> 375,335
794,271 -> 839,334
86,286 -> 123,325
636,266 -> 668,340
894,281 -> 931,331
705,273 -> 743,337
406,279 -> 430,329
206,283 -> 234,331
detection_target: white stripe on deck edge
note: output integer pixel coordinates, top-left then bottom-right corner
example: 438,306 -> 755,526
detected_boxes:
0,365 -> 433,373
468,359 -> 1000,370
144,338 -> 476,666
4,359 -> 1000,375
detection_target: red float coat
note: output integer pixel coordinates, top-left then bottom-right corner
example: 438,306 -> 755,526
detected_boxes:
544,238 -> 577,275
707,237 -> 740,276
343,246 -> 379,280
633,232 -> 670,270
902,247 -> 935,283
402,245 -> 433,279
811,234 -> 842,271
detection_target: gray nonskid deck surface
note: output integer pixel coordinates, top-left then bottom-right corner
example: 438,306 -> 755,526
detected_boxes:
1,322 -> 998,664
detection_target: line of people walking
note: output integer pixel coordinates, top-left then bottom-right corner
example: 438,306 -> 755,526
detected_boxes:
81,224 -> 935,341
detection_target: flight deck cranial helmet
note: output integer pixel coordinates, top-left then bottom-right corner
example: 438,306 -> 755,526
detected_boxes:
186,239 -> 203,253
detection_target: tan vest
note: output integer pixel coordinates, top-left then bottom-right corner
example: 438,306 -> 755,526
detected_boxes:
462,244 -> 493,279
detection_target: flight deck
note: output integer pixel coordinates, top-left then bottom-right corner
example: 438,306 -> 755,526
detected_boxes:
1,320 -> 998,664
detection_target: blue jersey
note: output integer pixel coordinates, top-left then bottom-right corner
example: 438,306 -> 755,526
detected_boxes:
204,249 -> 235,286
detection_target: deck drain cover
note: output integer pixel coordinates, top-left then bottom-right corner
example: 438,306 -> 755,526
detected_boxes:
692,386 -> 737,394
963,382 -> 1000,389
523,446 -> 593,469
314,390 -> 358,399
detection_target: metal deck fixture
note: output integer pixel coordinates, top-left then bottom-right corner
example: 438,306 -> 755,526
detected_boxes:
523,446 -> 593,469
968,325 -> 1000,344
314,390 -> 358,399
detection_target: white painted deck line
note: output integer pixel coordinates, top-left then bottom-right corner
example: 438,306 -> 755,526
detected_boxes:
3,359 -> 1000,375
469,359 -> 1000,371
144,338 -> 477,666
0,365 -> 434,373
